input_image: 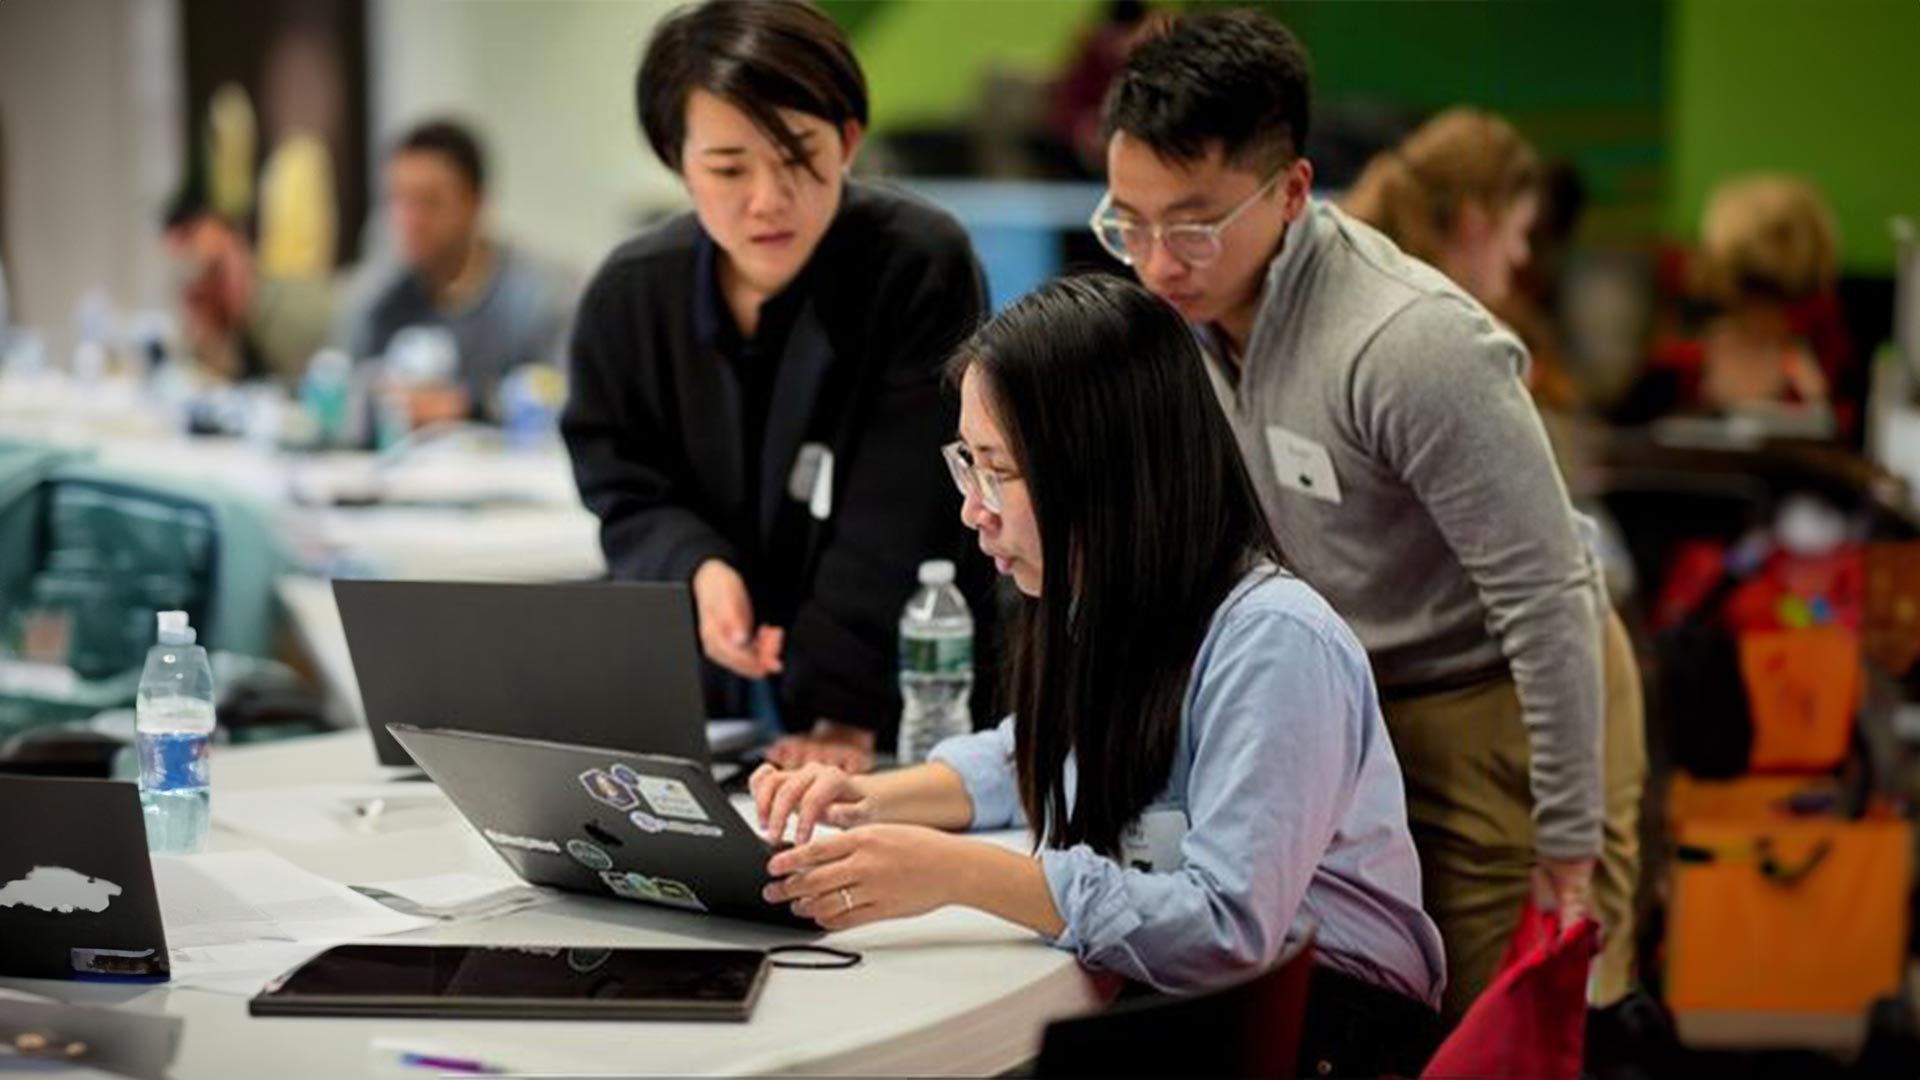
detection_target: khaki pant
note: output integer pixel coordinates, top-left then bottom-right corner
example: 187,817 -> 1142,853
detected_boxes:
1382,610 -> 1646,1022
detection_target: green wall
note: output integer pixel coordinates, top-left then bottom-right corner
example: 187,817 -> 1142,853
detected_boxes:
1276,0 -> 1667,241
1669,0 -> 1920,273
830,0 -> 1102,134
836,0 -> 1918,270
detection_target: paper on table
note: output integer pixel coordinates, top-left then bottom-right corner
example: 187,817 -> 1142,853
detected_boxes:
350,871 -> 551,921
154,850 -> 433,946
153,851 -> 433,993
166,941 -> 336,997
210,782 -> 451,846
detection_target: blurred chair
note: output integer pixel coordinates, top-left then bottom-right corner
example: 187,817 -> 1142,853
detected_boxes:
1035,930 -> 1314,1080
0,448 -> 290,760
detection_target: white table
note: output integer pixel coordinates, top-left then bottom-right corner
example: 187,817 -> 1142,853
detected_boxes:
2,731 -> 1105,1077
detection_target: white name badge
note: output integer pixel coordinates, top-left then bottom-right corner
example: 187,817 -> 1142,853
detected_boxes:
1265,425 -> 1343,504
787,443 -> 835,521
1120,807 -> 1189,874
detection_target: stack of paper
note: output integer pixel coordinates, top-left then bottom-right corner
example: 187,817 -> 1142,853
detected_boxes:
153,851 -> 435,996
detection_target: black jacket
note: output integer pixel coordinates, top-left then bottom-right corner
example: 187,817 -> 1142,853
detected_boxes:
562,181 -> 997,737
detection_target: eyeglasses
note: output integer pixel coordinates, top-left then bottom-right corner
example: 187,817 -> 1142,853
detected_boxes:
1089,173 -> 1283,269
942,441 -> 1018,514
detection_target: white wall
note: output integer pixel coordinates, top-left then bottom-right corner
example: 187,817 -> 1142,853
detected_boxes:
0,0 -> 182,357
0,0 -> 681,358
367,0 -> 687,279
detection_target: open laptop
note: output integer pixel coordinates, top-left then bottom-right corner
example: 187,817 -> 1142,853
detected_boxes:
0,776 -> 169,981
334,580 -> 713,768
388,724 -> 812,930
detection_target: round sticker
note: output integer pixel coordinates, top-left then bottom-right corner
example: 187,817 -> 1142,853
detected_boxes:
566,838 -> 613,871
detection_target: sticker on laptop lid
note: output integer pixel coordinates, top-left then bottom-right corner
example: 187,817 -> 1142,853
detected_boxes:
651,877 -> 708,913
599,870 -> 656,902
566,839 -> 613,871
629,809 -> 724,839
634,776 -> 709,822
70,947 -> 167,979
567,948 -> 612,974
484,828 -> 562,855
0,866 -> 122,914
579,768 -> 637,811
608,762 -> 643,790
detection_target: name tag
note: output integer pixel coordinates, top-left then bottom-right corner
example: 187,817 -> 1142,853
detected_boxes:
1265,425 -> 1343,504
787,443 -> 834,521
1120,807 -> 1188,873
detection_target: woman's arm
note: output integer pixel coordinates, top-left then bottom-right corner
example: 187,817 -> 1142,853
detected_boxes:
765,824 -> 1064,938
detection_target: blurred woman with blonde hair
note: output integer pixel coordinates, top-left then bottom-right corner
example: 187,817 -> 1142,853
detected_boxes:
1691,174 -> 1840,413
1344,107 -> 1541,307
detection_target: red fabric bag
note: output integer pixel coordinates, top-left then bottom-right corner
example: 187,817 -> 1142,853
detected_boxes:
1422,902 -> 1600,1079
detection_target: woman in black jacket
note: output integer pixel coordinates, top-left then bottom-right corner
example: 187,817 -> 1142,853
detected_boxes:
563,0 -> 993,770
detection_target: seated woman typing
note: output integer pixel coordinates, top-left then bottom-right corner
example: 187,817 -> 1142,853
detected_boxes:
752,275 -> 1446,1075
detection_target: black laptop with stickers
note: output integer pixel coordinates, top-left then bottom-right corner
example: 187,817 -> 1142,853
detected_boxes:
387,724 -> 811,930
0,775 -> 170,981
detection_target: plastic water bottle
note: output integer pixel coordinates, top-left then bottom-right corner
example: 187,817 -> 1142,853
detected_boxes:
300,348 -> 354,448
897,560 -> 974,765
137,611 -> 216,854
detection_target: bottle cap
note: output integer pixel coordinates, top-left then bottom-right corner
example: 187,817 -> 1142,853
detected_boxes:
156,610 -> 196,646
917,560 -> 956,587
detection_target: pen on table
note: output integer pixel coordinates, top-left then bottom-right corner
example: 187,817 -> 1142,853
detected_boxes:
372,1040 -> 508,1075
397,1051 -> 503,1075
353,797 -> 387,829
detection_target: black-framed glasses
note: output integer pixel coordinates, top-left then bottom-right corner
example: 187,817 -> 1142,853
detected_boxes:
1089,172 -> 1283,268
942,441 -> 1017,514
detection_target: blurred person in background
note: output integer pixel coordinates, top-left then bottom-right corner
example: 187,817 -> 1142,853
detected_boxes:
161,186 -> 332,384
338,120 -> 573,420
1098,10 -> 1645,1020
1344,108 -> 1541,312
1344,109 -> 1590,471
1628,176 -> 1850,435
1692,176 -> 1847,420
1046,0 -> 1155,177
563,0 -> 996,772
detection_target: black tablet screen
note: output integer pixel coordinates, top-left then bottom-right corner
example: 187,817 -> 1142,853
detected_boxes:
264,944 -> 767,1004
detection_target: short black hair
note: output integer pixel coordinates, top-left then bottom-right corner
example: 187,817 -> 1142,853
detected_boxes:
391,119 -> 486,196
1102,9 -> 1312,174
637,0 -> 868,180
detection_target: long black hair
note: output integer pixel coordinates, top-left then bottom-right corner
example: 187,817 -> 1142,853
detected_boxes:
948,275 -> 1284,858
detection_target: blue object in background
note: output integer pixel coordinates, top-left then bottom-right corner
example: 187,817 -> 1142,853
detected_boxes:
902,181 -> 1107,312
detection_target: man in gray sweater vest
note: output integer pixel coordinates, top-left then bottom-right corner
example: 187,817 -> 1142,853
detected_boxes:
1095,10 -> 1645,1021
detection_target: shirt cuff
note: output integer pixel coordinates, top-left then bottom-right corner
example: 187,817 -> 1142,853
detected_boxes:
928,728 -> 1018,830
1039,845 -> 1144,959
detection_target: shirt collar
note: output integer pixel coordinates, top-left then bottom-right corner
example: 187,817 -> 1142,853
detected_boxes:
691,224 -> 821,353
1198,196 -> 1330,373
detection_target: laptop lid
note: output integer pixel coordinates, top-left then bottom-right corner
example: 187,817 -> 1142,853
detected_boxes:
0,776 -> 169,980
388,724 -> 811,930
335,580 -> 709,768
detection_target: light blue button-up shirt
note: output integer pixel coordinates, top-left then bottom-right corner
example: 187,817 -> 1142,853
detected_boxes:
930,568 -> 1446,1003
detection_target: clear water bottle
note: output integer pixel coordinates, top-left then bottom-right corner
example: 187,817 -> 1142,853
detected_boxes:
137,611 -> 216,854
898,560 -> 973,766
